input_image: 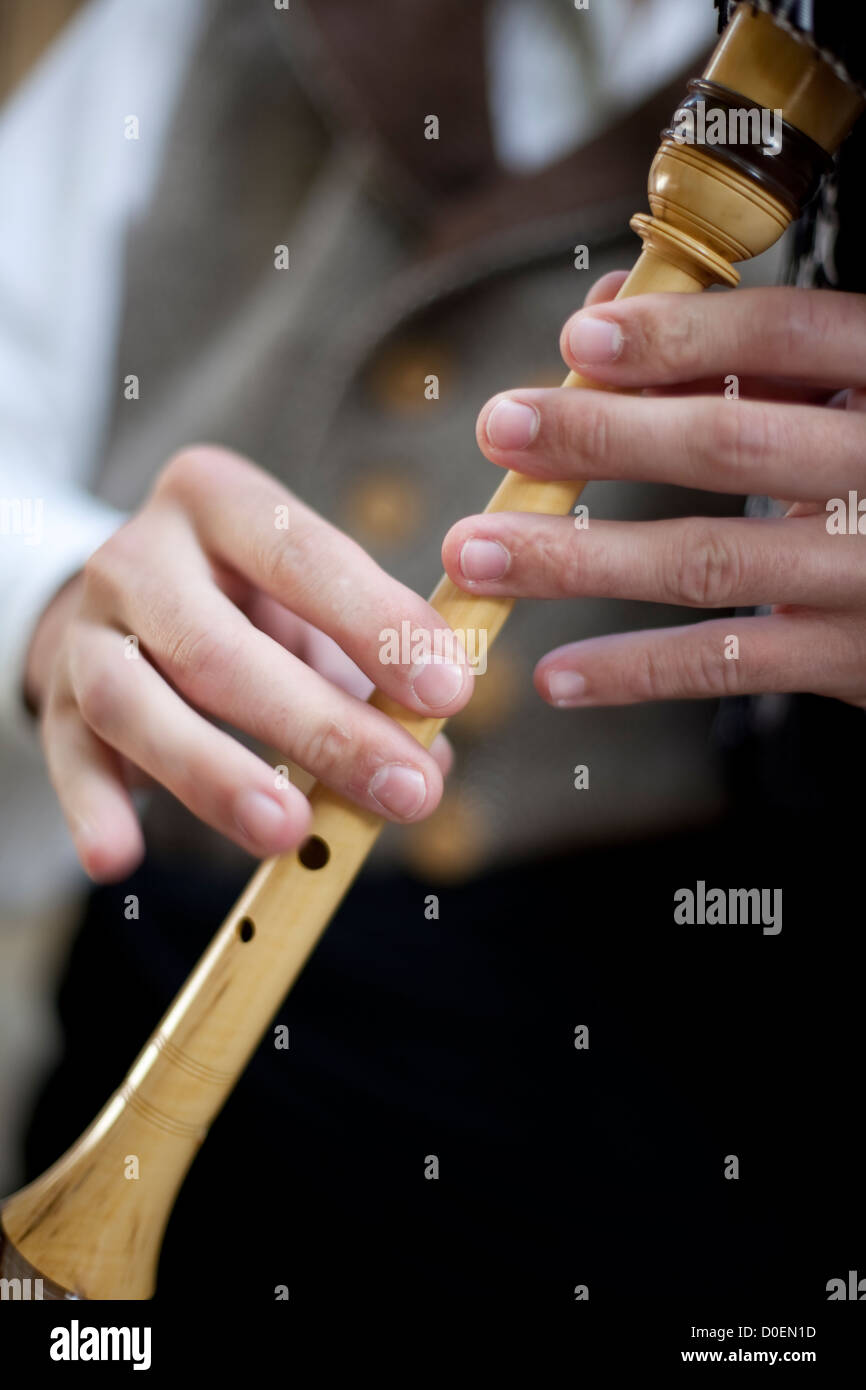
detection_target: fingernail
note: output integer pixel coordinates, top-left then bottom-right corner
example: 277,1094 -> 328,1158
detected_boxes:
369,763 -> 427,818
411,658 -> 465,708
460,538 -> 510,581
486,398 -> 540,450
235,790 -> 290,847
568,316 -> 623,365
548,670 -> 587,706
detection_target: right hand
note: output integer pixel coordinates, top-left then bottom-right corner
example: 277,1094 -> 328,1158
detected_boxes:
24,446 -> 472,881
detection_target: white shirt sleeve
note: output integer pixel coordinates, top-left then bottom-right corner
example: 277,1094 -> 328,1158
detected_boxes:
0,0 -> 204,908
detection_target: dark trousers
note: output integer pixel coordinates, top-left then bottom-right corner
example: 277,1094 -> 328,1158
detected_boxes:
21,808 -> 863,1307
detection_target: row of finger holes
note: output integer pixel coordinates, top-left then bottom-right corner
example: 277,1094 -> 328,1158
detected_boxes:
235,835 -> 331,943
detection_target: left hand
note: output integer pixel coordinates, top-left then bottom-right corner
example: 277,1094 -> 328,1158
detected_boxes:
442,273 -> 866,710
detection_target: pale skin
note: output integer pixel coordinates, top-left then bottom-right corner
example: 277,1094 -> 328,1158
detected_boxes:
25,275 -> 866,882
24,448 -> 469,883
443,274 -> 866,713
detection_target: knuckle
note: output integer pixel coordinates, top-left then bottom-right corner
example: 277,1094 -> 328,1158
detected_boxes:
253,514 -> 313,587
81,545 -> 113,602
690,638 -> 741,697
627,632 -> 740,704
82,534 -> 124,598
559,543 -> 588,598
255,520 -> 333,603
163,623 -> 230,694
709,401 -> 778,484
775,289 -> 828,362
293,716 -> 353,780
560,531 -> 607,598
75,660 -> 122,735
254,529 -> 296,590
670,522 -> 743,608
81,519 -> 151,604
629,644 -> 666,702
629,297 -> 698,375
571,397 -> 611,467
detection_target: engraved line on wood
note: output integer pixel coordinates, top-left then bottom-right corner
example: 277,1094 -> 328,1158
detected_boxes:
153,1031 -> 234,1085
119,1084 -> 207,1140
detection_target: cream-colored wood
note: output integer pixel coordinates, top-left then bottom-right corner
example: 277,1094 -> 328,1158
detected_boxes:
646,145 -> 791,267
708,3 -> 864,153
4,1 -> 864,1300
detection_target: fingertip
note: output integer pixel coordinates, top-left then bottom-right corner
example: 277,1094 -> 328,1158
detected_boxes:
477,391 -> 542,462
558,271 -> 629,367
77,823 -> 146,883
288,791 -> 315,846
233,786 -> 311,856
534,650 -> 589,708
560,309 -> 624,375
533,661 -> 557,706
272,789 -> 314,853
409,652 -> 474,715
441,518 -> 476,588
368,758 -> 443,823
475,393 -> 505,459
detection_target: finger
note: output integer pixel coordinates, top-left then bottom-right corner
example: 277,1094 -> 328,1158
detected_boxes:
287,622 -> 373,702
534,611 -> 863,708
238,598 -> 447,783
558,287 -> 866,390
41,691 -> 145,882
444,511 -> 866,610
474,387 -> 866,502
244,600 -> 452,770
117,576 -> 445,821
155,448 -> 473,716
244,592 -> 374,700
239,591 -> 311,659
67,622 -> 315,857
583,270 -> 629,307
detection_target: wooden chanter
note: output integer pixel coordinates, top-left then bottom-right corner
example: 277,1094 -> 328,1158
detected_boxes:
1,3 -> 863,1299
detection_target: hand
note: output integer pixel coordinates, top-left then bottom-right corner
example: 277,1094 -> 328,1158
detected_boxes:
26,447 -> 470,881
443,274 -> 866,711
